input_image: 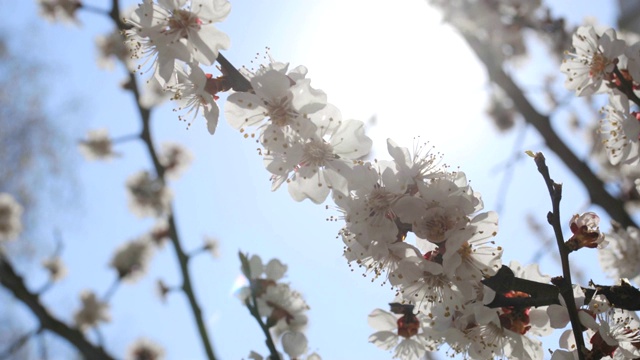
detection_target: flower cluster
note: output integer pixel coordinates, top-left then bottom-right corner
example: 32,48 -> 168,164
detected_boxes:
225,60 -> 372,204
549,286 -> 640,359
238,254 -> 320,360
223,56 -> 573,357
368,305 -> 437,360
558,26 -> 640,171
124,0 -> 232,133
561,26 -> 626,96
560,22 -> 640,302
599,221 -> 640,286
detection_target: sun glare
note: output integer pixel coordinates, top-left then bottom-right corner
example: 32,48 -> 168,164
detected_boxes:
291,0 -> 492,162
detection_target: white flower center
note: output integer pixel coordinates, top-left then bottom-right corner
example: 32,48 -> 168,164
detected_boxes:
302,140 -> 333,167
267,97 -> 299,127
165,9 -> 202,39
413,207 -> 461,243
367,187 -> 395,218
589,52 -> 608,77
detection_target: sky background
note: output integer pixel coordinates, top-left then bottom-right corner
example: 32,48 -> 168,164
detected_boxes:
0,1 -> 627,359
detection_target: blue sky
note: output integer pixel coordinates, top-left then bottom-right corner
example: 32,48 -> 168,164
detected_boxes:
1,1 -> 626,359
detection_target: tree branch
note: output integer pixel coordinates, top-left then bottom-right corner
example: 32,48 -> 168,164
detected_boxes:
460,32 -> 638,229
0,256 -> 115,360
107,1 -> 218,358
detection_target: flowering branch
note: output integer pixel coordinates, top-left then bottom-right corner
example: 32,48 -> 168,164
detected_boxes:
0,255 -> 115,360
165,213 -> 218,360
25,0 -> 640,358
245,296 -> 280,360
238,252 -> 280,359
460,32 -> 639,230
101,1 -> 218,358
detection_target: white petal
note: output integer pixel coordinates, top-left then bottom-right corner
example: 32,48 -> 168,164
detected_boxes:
265,259 -> 287,281
367,308 -> 397,331
368,331 -> 398,351
290,79 -> 326,114
225,93 -> 266,129
282,331 -> 308,358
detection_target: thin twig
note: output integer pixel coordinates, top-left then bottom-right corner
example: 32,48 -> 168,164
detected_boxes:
111,133 -> 142,144
0,328 -> 38,360
613,66 -> 640,106
493,122 -> 530,214
102,276 -> 121,303
38,331 -> 49,360
532,152 -> 585,360
245,294 -> 280,359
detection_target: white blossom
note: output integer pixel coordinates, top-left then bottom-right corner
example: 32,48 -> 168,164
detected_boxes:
159,142 -> 193,179
126,338 -> 165,360
109,237 -> 154,283
561,26 -> 626,96
368,308 -> 437,360
37,0 -> 81,23
126,171 -> 172,218
78,128 -> 120,161
168,64 -> 220,134
124,0 -> 231,84
74,290 -> 110,331
600,222 -> 640,285
0,193 -> 23,242
42,256 -> 67,282
600,94 -> 640,167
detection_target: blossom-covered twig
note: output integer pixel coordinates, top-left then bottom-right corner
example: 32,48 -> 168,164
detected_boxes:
460,32 -> 638,230
102,1 -> 219,358
239,253 -> 280,360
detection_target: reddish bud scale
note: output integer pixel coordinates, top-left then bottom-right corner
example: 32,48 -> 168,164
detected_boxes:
499,311 -> 531,335
397,313 -> 420,339
204,73 -> 233,100
500,291 -> 532,335
266,300 -> 295,325
590,331 -> 618,358
423,249 -> 443,264
632,112 -> 640,141
250,278 -> 276,297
